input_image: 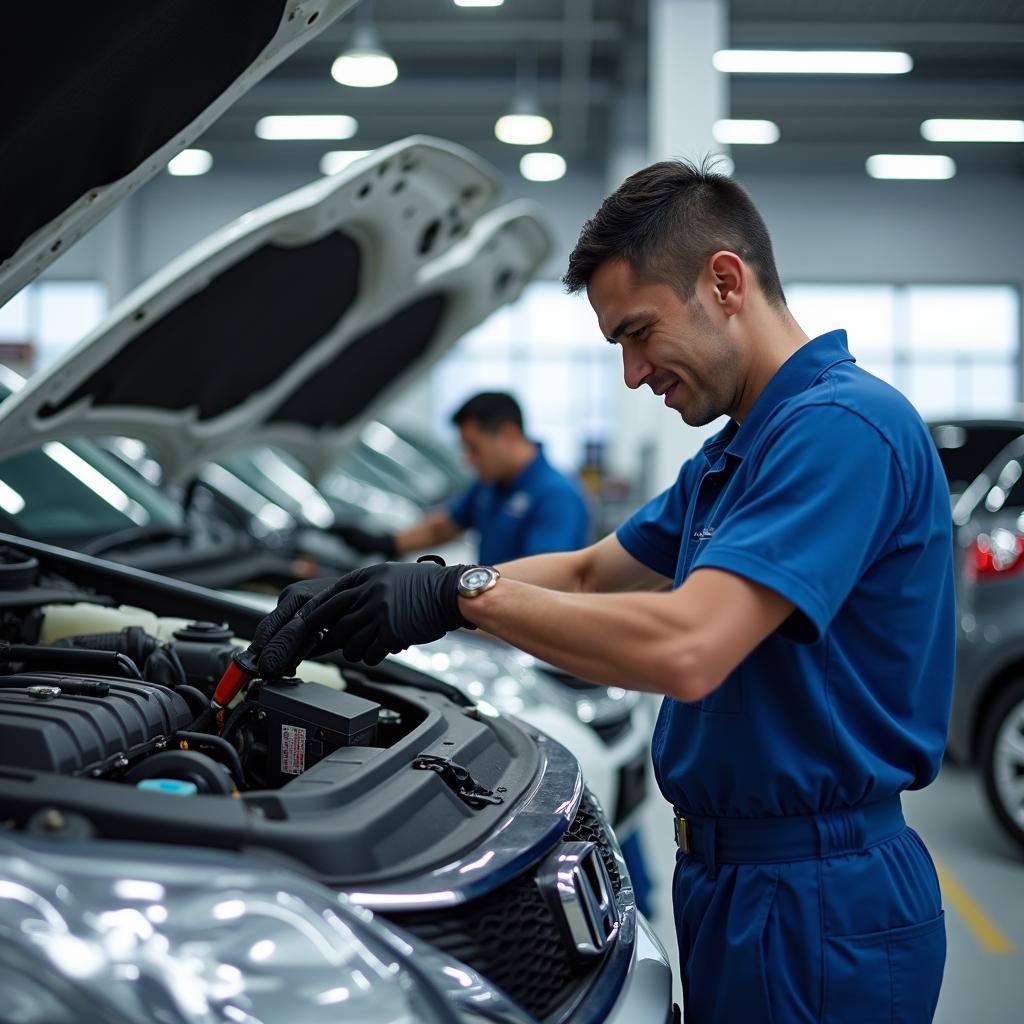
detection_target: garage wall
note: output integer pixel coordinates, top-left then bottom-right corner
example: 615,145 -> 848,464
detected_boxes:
605,171 -> 1024,493
39,166 -> 1024,494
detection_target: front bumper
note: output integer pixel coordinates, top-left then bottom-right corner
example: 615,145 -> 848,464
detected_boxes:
603,913 -> 674,1024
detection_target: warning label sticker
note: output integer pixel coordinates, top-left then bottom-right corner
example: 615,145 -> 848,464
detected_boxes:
280,724 -> 307,775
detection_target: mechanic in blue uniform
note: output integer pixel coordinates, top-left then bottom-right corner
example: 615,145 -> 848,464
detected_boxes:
251,159 -> 954,1022
336,391 -> 589,565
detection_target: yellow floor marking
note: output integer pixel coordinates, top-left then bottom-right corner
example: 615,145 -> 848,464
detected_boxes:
934,858 -> 1017,955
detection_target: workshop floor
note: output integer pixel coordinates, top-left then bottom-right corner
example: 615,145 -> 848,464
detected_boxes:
639,760 -> 1024,1022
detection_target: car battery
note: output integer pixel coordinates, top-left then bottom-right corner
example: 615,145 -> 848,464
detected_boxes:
257,681 -> 380,787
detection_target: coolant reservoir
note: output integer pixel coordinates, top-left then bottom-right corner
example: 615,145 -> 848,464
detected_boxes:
38,602 -> 345,690
39,602 -> 161,641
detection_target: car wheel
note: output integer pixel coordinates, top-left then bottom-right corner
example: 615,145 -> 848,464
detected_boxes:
978,677 -> 1024,853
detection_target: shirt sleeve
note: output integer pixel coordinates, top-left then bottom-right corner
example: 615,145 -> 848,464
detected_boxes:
691,403 -> 907,644
447,483 -> 478,530
615,458 -> 700,579
519,488 -> 589,556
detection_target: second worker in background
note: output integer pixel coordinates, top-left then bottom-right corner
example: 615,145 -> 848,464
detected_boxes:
337,391 -> 590,564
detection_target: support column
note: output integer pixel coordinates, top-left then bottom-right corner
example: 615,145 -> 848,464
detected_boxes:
643,0 -> 730,495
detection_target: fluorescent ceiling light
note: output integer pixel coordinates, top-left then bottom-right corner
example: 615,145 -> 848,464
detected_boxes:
320,150 -> 372,175
0,478 -> 24,515
713,119 -> 779,145
495,113 -> 553,146
167,149 -> 212,176
331,26 -> 398,88
520,152 -> 566,182
713,50 -> 913,75
256,115 -> 357,140
866,154 -> 956,180
921,119 -> 1024,143
332,51 -> 398,88
454,0 -> 503,5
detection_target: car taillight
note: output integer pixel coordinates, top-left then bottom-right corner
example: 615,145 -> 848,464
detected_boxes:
967,530 -> 1024,581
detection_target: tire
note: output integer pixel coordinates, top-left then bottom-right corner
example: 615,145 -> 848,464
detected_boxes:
978,676 -> 1024,853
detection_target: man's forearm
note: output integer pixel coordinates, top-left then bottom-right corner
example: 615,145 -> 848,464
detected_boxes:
457,569 -> 794,703
459,577 -> 705,699
496,549 -> 590,593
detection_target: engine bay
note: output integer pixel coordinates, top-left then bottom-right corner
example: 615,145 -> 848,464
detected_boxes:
0,539 -> 548,886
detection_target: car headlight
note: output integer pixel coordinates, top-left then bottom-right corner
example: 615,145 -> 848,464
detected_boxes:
0,836 -> 531,1024
395,633 -> 642,732
393,634 -> 544,719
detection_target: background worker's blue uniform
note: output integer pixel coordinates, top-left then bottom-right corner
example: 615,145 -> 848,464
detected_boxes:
448,445 -> 590,563
617,330 -> 954,1023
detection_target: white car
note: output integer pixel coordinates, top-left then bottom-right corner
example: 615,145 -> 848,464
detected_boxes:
0,3 -> 673,1020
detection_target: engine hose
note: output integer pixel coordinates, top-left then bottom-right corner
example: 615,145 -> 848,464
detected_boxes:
175,730 -> 245,790
53,627 -> 157,669
220,701 -> 258,746
175,684 -> 209,721
0,643 -> 142,679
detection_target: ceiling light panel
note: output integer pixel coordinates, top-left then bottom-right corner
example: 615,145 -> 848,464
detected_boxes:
167,149 -> 213,176
713,119 -> 780,145
495,114 -> 553,146
921,119 -> 1024,143
713,50 -> 913,75
332,51 -> 398,88
519,152 -> 566,182
256,115 -> 358,140
866,154 -> 956,180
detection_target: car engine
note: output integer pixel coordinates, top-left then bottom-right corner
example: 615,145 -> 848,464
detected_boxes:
0,542 -> 394,797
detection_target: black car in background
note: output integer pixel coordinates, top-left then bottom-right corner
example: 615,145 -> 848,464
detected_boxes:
929,417 -> 1024,852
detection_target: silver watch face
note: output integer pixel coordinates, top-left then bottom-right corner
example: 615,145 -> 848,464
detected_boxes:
461,567 -> 494,592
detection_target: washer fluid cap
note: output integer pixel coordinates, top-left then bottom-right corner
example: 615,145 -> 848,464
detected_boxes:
137,779 -> 199,796
172,620 -> 233,643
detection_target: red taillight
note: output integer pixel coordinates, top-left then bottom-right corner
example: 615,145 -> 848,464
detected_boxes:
967,531 -> 1024,581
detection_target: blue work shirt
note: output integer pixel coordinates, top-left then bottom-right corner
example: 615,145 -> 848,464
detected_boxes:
449,446 -> 590,565
617,330 -> 955,819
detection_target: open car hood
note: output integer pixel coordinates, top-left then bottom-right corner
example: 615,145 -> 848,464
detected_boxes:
0,136 -> 552,481
0,1 -> 356,308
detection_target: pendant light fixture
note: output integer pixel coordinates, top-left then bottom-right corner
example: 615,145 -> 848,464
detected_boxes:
495,50 -> 553,146
332,1 -> 398,89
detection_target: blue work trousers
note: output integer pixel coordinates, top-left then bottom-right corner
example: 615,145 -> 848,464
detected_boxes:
673,825 -> 946,1023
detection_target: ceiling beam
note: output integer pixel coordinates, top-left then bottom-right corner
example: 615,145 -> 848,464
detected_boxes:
731,21 -> 1024,46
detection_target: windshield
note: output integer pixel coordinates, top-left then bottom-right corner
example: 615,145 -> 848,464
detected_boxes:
218,447 -> 335,529
337,421 -> 468,508
0,438 -> 183,545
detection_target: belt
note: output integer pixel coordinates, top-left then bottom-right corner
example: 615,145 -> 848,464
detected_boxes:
673,796 -> 906,877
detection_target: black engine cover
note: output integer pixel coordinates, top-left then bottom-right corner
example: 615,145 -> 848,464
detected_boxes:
0,673 -> 191,776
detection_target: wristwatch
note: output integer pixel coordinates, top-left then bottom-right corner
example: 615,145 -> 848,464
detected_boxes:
457,565 -> 501,598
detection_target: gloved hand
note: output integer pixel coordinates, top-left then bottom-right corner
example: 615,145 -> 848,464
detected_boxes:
334,523 -> 397,559
249,561 -> 475,676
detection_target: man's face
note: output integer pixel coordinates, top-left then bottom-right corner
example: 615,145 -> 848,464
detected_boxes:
587,258 -> 742,426
458,420 -> 510,484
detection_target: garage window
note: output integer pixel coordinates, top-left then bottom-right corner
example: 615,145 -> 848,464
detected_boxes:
431,281 -> 618,471
0,279 -> 108,374
786,283 -> 1021,418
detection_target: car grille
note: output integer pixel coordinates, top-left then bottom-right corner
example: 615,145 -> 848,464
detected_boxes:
386,790 -> 623,1021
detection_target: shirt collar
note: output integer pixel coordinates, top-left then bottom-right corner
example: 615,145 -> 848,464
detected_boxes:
703,329 -> 854,463
505,443 -> 545,489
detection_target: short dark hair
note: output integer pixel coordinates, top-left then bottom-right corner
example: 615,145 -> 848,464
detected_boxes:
451,391 -> 524,433
563,156 -> 786,306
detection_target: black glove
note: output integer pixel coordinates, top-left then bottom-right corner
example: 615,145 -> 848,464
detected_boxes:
249,561 -> 474,676
334,523 -> 397,559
